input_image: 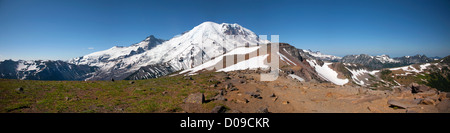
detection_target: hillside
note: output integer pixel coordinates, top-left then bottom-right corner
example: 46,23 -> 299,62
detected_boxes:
2,70 -> 448,113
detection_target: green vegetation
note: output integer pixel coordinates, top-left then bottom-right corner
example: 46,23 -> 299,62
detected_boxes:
0,72 -> 220,113
417,67 -> 450,92
379,69 -> 395,84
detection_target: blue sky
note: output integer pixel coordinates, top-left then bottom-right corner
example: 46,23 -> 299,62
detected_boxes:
0,0 -> 449,60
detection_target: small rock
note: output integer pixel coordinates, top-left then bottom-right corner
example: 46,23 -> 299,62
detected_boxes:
367,106 -> 382,113
282,101 -> 289,104
116,108 -> 124,111
226,109 -> 242,113
388,99 -> 419,109
184,93 -> 205,104
438,92 -> 448,100
210,106 -> 227,113
420,98 -> 436,105
184,76 -> 193,80
410,83 -> 432,93
256,107 -> 269,113
416,90 -> 438,98
15,87 -> 24,93
129,81 -> 135,84
209,84 -> 217,88
230,87 -> 239,91
64,97 -> 70,101
225,83 -> 233,90
236,98 -> 249,104
237,74 -> 245,79
255,88 -> 261,93
269,93 -> 276,97
245,92 -> 262,99
212,94 -> 227,101
219,89 -> 226,95
162,91 -> 168,95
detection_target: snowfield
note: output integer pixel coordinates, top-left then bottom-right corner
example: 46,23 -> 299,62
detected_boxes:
217,54 -> 269,72
302,49 -> 342,60
345,68 -> 379,86
278,52 -> 296,66
179,46 -> 261,74
288,74 -> 305,82
307,60 -> 349,85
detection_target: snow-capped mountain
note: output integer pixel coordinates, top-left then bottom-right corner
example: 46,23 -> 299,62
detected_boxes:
69,35 -> 165,67
340,54 -> 432,69
374,54 -> 399,63
301,49 -> 342,61
392,54 -> 432,64
72,21 -> 269,80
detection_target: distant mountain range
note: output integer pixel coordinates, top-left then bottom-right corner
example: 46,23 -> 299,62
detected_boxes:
340,54 -> 433,69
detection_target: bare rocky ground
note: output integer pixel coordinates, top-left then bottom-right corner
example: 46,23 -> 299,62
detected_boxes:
1,70 -> 448,113
181,70 -> 450,113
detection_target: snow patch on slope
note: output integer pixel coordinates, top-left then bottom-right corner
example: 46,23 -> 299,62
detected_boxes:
288,74 -> 304,82
179,46 -> 261,74
303,49 -> 342,60
345,68 -> 379,86
375,54 -> 400,63
277,52 -> 296,66
217,54 -> 269,72
307,60 -> 348,85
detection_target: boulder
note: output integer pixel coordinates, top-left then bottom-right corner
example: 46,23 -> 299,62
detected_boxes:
436,99 -> 450,113
438,92 -> 448,100
256,107 -> 269,113
388,99 -> 419,109
420,98 -> 436,105
129,81 -> 135,84
211,94 -> 227,101
226,109 -> 242,113
236,98 -> 249,104
225,83 -> 233,90
210,106 -> 227,113
185,93 -> 205,104
416,90 -> 438,98
410,83 -> 432,93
